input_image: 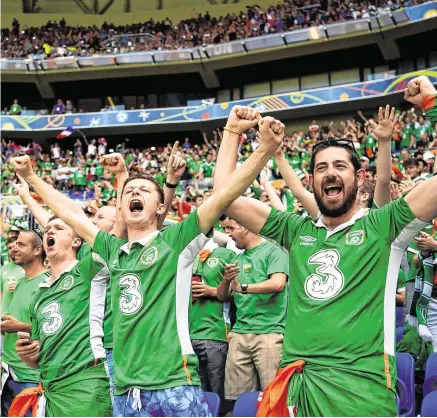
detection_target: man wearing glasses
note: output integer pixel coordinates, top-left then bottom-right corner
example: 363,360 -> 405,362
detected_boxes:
213,76 -> 437,416
1,230 -> 50,416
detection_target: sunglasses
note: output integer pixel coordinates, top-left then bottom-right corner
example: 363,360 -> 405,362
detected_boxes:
313,138 -> 360,158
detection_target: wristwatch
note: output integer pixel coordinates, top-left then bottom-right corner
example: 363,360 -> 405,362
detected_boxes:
241,283 -> 249,294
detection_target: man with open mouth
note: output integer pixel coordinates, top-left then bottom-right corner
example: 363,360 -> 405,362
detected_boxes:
212,76 -> 437,416
10,106 -> 286,417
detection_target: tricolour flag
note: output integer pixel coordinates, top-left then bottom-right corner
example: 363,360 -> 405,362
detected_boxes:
56,126 -> 74,139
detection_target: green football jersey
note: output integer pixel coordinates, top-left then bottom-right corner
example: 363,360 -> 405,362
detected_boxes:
260,198 -> 427,402
231,241 -> 289,335
76,242 -> 113,349
30,255 -> 108,387
190,246 -> 236,341
1,262 -> 25,315
406,224 -> 433,282
2,270 -> 51,382
73,170 -> 86,186
397,270 -> 406,292
365,135 -> 376,150
200,162 -> 215,178
287,156 -> 302,170
401,124 -> 414,148
92,211 -> 210,394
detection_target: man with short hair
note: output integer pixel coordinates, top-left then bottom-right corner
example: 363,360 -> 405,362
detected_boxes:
11,108 -> 285,417
14,216 -> 112,417
212,77 -> 437,416
216,219 -> 288,405
1,230 -> 50,417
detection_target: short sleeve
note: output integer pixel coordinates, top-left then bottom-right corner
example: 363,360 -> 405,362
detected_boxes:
365,198 -> 428,249
92,230 -> 126,264
161,211 -> 210,255
76,242 -> 92,261
76,253 -> 109,282
266,245 -> 289,277
260,207 -> 303,249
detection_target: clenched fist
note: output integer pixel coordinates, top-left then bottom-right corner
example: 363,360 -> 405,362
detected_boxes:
99,153 -> 127,174
404,75 -> 437,108
11,156 -> 34,179
258,116 -> 285,152
226,106 -> 261,135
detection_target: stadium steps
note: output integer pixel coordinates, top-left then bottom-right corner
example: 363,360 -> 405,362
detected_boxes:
38,0 -> 94,13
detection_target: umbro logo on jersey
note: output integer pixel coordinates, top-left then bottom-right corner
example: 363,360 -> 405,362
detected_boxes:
243,264 -> 252,279
299,236 -> 317,246
140,246 -> 158,266
60,275 -> 74,291
207,258 -> 219,268
345,230 -> 365,246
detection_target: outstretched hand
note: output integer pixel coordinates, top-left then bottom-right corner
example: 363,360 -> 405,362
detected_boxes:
167,141 -> 186,183
369,105 -> 399,142
404,75 -> 437,107
99,153 -> 127,174
226,106 -> 261,134
10,156 -> 34,179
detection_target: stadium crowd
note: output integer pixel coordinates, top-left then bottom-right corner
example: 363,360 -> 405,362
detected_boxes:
1,75 -> 437,417
1,0 -> 411,58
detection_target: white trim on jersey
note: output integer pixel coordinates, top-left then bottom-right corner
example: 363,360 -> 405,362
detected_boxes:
384,218 -> 428,355
176,233 -> 210,355
89,253 -> 109,360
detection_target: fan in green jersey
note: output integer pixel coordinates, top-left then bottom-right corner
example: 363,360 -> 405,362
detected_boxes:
1,230 -> 49,417
213,77 -> 437,416
11,107 -> 286,417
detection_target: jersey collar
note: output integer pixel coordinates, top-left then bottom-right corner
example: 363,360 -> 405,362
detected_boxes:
313,208 -> 369,239
120,230 -> 160,255
39,260 -> 79,288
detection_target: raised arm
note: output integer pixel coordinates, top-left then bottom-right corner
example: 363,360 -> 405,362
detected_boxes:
404,76 -> 437,221
160,142 -> 186,228
260,172 -> 285,211
369,105 -> 399,207
11,156 -> 99,247
199,111 -> 284,235
273,147 -> 318,217
13,175 -> 51,229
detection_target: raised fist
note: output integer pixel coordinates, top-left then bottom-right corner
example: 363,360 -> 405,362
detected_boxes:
404,75 -> 437,108
167,141 -> 186,184
99,153 -> 127,174
258,116 -> 285,152
226,106 -> 261,135
11,156 -> 33,179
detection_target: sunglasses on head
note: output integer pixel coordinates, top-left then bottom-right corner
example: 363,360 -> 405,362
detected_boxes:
313,138 -> 360,158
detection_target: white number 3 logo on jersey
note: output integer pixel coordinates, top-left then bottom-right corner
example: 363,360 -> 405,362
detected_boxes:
118,274 -> 143,315
305,249 -> 344,300
42,301 -> 63,335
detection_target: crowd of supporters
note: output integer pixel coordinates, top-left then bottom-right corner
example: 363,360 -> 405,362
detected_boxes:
0,0 -> 414,58
1,75 -> 437,417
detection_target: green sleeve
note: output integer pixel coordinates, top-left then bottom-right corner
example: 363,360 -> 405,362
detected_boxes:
266,245 -> 289,277
30,297 -> 39,341
77,253 -> 109,282
260,207 -> 304,249
397,270 -> 406,291
365,198 -> 426,245
92,230 -> 126,265
161,211 -> 210,255
76,242 -> 92,261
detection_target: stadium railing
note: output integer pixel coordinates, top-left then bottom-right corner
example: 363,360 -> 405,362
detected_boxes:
1,2 -> 436,73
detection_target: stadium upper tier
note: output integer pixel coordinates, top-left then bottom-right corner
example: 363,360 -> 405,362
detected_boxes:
2,2 -> 436,72
2,67 -> 437,139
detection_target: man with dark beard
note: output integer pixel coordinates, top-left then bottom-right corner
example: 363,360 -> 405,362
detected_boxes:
213,95 -> 437,415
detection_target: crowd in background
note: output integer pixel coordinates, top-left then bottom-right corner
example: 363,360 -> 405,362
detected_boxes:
0,0 -> 415,58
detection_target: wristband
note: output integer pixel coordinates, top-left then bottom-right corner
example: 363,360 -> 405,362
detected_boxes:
165,182 -> 178,189
223,127 -> 240,136
422,94 -> 437,127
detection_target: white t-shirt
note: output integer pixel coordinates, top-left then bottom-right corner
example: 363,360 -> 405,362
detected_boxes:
52,146 -> 61,159
98,144 -> 106,155
87,144 -> 97,156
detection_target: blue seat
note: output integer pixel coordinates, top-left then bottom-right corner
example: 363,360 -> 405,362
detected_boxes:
424,353 -> 437,397
396,352 -> 415,417
396,307 -> 404,327
204,392 -> 220,417
396,326 -> 404,344
421,391 -> 437,417
233,391 -> 261,417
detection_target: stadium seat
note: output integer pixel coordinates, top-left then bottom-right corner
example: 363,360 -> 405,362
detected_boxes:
420,391 -> 437,417
233,391 -> 261,417
396,326 -> 404,344
396,353 -> 415,417
423,353 -> 437,397
396,307 -> 404,327
204,392 -> 220,417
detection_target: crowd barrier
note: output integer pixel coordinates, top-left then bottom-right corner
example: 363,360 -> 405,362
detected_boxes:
1,67 -> 436,132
